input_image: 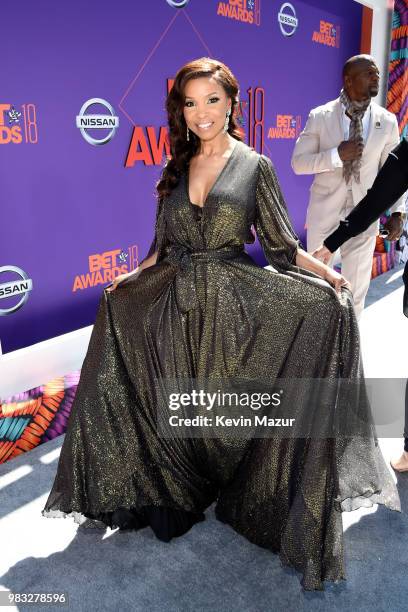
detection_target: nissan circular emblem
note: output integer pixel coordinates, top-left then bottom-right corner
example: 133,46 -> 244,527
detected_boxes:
278,3 -> 298,37
76,98 -> 119,146
166,0 -> 189,8
0,266 -> 33,316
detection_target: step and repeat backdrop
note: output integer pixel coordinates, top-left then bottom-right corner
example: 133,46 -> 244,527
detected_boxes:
1,0 -> 363,354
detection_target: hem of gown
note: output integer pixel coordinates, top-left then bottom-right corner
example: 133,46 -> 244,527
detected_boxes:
41,504 -> 205,542
215,483 -> 400,591
337,489 -> 401,513
214,507 -> 342,592
41,479 -> 400,591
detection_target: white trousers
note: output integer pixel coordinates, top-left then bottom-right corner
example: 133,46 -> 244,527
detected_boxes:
307,195 -> 377,320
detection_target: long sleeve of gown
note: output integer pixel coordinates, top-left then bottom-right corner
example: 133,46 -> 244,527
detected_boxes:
139,196 -> 168,266
254,155 -> 302,270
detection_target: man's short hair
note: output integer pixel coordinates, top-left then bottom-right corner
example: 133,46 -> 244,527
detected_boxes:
342,54 -> 377,79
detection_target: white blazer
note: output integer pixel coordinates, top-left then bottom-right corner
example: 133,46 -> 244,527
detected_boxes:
291,97 -> 405,237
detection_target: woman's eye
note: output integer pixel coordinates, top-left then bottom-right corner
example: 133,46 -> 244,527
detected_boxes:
208,97 -> 220,104
185,101 -> 194,108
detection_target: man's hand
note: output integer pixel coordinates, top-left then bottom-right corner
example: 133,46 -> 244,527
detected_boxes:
338,140 -> 364,162
312,245 -> 333,264
383,213 -> 405,241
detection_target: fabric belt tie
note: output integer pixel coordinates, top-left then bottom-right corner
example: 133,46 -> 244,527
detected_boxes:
164,244 -> 245,312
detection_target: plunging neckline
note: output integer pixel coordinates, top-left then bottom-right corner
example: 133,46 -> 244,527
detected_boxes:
186,140 -> 239,210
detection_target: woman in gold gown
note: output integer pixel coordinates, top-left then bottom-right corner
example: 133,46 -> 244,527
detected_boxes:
42,58 -> 399,590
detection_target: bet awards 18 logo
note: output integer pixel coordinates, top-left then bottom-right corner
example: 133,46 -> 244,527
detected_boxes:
312,20 -> 341,48
217,0 -> 261,26
72,246 -> 138,291
268,114 -> 302,139
125,79 -> 174,167
0,104 -> 38,144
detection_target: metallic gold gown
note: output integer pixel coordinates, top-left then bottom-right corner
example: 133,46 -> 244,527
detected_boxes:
42,140 -> 399,590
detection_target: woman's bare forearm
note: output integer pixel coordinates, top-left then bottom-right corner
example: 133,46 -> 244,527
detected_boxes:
138,251 -> 158,272
295,248 -> 328,278
106,250 -> 159,292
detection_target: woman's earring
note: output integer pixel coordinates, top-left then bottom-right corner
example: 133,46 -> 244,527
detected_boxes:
186,126 -> 190,142
224,109 -> 231,133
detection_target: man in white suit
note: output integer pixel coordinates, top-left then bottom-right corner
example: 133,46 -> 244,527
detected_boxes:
291,55 -> 405,319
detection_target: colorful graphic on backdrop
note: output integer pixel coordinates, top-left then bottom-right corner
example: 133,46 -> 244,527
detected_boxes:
387,0 -> 408,263
0,373 -> 80,464
387,0 -> 408,138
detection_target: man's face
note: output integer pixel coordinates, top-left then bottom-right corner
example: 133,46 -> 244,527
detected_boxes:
345,61 -> 380,101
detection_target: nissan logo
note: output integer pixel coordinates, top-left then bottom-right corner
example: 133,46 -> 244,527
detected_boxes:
0,266 -> 33,316
76,98 -> 119,146
166,0 -> 190,8
278,3 -> 298,37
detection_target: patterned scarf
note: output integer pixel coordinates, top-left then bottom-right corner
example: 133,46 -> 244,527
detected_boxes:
339,88 -> 371,184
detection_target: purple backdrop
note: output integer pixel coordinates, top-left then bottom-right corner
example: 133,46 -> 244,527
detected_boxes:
0,0 -> 362,353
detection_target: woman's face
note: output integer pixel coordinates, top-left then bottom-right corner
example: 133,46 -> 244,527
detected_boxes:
183,75 -> 231,142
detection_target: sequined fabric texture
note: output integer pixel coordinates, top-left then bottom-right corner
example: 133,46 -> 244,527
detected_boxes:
42,140 -> 399,590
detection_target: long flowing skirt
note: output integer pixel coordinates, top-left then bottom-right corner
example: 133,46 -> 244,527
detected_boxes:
42,255 -> 399,590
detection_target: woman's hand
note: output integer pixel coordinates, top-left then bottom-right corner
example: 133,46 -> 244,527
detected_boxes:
106,268 -> 140,292
312,245 -> 333,264
295,248 -> 350,293
323,267 -> 351,294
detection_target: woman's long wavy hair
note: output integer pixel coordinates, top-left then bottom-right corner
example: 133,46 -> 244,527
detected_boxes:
156,57 -> 243,202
